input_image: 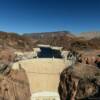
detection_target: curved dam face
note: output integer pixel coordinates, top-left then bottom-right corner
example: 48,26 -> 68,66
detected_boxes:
12,58 -> 72,100
13,58 -> 67,92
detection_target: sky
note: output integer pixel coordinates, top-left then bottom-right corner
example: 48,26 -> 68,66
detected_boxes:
0,0 -> 100,34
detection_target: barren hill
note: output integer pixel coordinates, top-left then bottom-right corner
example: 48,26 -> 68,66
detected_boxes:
0,31 -> 100,52
80,32 -> 100,39
0,31 -> 36,51
23,31 -> 75,39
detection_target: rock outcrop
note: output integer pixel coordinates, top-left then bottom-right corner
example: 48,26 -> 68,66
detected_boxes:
0,63 -> 31,100
77,50 -> 100,68
58,63 -> 100,100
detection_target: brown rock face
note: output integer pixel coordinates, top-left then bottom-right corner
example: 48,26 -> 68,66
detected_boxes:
78,50 -> 100,68
58,63 -> 100,100
0,66 -> 31,100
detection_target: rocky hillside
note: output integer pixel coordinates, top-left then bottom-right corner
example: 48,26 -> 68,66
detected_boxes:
89,37 -> 100,49
0,31 -> 36,51
24,31 -> 100,50
80,32 -> 100,39
0,31 -> 100,51
58,63 -> 100,100
23,31 -> 75,39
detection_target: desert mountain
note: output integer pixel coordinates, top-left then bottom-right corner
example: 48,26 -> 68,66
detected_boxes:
23,31 -> 95,50
0,31 -> 100,51
0,31 -> 36,51
80,32 -> 100,39
23,31 -> 75,39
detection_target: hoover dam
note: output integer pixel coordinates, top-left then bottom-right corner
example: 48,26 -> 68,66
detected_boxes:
12,45 -> 72,100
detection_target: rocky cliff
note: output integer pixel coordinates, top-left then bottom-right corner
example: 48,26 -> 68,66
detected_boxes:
58,63 -> 100,100
0,63 -> 31,100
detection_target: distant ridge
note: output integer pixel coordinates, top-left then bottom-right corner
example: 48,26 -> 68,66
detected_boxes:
23,31 -> 75,39
80,32 -> 100,39
0,31 -> 99,51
